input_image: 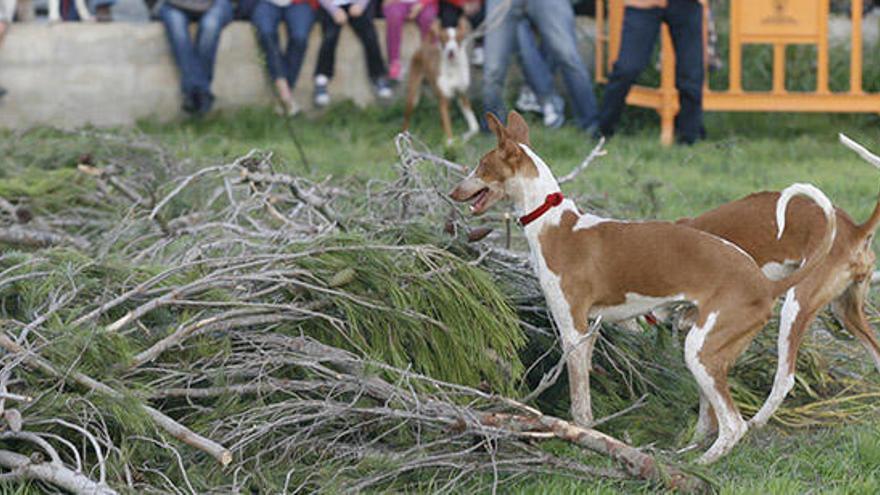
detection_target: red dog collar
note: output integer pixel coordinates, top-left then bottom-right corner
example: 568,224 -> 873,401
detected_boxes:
518,192 -> 564,226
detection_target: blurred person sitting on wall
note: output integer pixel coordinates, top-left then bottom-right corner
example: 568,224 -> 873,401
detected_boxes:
596,0 -> 704,144
312,0 -> 392,107
252,0 -> 317,115
57,0 -> 115,21
382,0 -> 438,82
0,0 -> 11,100
158,0 -> 234,115
482,0 -> 597,132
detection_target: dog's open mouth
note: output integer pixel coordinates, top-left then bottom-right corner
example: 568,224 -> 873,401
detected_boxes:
468,188 -> 490,215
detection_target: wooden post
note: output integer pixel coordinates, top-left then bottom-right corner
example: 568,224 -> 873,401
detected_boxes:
772,43 -> 786,94
659,25 -> 677,146
596,0 -> 606,82
851,0 -> 864,94
817,0 -> 829,93
729,0 -> 742,93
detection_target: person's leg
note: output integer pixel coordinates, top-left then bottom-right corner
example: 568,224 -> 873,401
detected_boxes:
252,1 -> 286,83
596,6 -> 661,136
516,20 -> 555,106
159,3 -> 203,99
383,1 -> 409,79
481,0 -> 522,125
525,0 -> 596,129
438,1 -> 461,28
88,0 -> 115,21
0,18 -> 7,99
416,1 -> 438,36
665,0 -> 704,144
194,0 -> 234,90
314,8 -> 341,80
348,4 -> 388,82
283,2 -> 315,90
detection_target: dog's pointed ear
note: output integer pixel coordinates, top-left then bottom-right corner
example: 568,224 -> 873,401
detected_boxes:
506,111 -> 530,145
485,112 -> 506,145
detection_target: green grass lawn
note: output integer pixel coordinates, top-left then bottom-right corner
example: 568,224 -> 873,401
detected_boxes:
4,100 -> 880,493
139,100 -> 880,229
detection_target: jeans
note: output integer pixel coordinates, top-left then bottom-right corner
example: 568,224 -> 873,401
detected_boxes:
383,1 -> 437,67
159,0 -> 233,96
516,19 -> 559,107
483,0 -> 597,129
315,3 -> 386,81
597,0 -> 703,143
251,1 -> 315,88
59,0 -> 116,20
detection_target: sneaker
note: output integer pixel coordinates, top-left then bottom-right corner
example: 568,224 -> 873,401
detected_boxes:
472,45 -> 485,66
389,60 -> 402,82
542,101 -> 564,129
314,75 -> 330,107
182,90 -> 198,114
286,98 -> 301,117
374,77 -> 393,100
194,90 -> 215,116
515,86 -> 541,114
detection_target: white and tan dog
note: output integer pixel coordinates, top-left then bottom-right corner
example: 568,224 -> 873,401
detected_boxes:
672,134 -> 880,430
450,111 -> 836,463
402,21 -> 479,145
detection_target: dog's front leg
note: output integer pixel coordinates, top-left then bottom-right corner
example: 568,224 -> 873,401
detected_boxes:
457,95 -> 479,142
438,95 -> 454,146
565,326 -> 599,427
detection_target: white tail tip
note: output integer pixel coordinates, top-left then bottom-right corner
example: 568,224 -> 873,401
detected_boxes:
839,133 -> 880,170
776,183 -> 834,239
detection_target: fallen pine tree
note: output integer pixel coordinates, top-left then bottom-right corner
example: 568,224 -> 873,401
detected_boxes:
0,129 -> 876,492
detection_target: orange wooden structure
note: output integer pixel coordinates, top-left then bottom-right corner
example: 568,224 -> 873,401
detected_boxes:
595,0 -> 880,145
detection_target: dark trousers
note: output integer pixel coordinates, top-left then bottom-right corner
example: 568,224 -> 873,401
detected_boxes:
252,1 -> 315,88
315,4 -> 386,81
598,0 -> 703,143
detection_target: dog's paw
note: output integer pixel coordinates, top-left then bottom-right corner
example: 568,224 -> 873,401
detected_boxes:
461,129 -> 478,142
445,137 -> 456,147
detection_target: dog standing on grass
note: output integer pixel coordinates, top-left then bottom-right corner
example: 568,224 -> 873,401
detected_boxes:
671,134 -> 880,430
402,21 -> 479,145
449,111 -> 837,463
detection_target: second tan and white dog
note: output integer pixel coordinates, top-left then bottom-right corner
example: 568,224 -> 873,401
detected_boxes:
672,134 -> 880,431
402,22 -> 479,145
450,111 -> 836,464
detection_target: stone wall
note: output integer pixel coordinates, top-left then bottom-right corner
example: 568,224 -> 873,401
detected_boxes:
0,21 -> 424,129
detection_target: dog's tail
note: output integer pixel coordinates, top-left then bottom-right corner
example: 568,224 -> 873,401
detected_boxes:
839,133 -> 880,238
769,183 -> 837,298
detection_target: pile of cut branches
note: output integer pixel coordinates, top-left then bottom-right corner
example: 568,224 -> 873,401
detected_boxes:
0,129 -> 876,493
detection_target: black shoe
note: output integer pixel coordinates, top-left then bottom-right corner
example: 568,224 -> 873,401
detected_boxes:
0,87 -> 7,100
194,90 -> 215,116
182,91 -> 198,114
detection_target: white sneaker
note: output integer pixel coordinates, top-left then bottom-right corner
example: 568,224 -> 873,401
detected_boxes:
472,46 -> 485,66
314,75 -> 330,107
287,98 -> 301,116
515,86 -> 541,113
542,101 -> 564,128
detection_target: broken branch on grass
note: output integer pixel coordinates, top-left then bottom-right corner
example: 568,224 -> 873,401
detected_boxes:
0,334 -> 232,466
0,449 -> 117,495
0,226 -> 90,250
558,137 -> 607,184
